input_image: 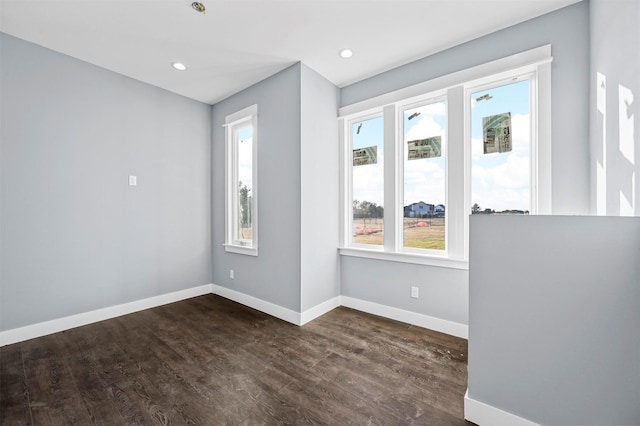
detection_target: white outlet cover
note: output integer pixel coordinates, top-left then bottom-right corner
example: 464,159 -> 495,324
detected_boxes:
128,175 -> 137,186
411,286 -> 419,298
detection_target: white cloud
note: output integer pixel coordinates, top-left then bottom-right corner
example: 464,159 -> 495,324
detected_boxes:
471,113 -> 531,211
238,137 -> 253,190
404,160 -> 445,205
405,110 -> 446,146
350,111 -> 532,212
353,151 -> 384,206
402,111 -> 446,206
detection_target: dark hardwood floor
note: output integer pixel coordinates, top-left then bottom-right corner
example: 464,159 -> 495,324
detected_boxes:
1,295 -> 470,425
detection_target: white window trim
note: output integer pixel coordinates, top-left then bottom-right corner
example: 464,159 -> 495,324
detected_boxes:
224,104 -> 258,256
339,45 -> 552,268
339,45 -> 552,117
463,69 -> 539,257
346,110 -> 385,252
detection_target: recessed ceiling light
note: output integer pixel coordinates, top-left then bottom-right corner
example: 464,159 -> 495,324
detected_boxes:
191,2 -> 206,14
339,49 -> 353,59
171,62 -> 187,71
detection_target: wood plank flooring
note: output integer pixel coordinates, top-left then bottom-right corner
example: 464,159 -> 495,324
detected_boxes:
1,295 -> 470,425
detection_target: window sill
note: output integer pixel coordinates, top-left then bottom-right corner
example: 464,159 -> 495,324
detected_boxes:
338,247 -> 468,270
224,244 -> 258,257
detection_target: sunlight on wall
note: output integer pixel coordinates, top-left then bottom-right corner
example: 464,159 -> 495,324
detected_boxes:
618,83 -> 635,216
595,73 -> 638,217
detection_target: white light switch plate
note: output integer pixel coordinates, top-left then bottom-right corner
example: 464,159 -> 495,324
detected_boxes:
411,286 -> 419,299
129,175 -> 137,186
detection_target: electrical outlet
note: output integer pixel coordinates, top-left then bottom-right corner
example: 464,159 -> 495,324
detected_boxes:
230,269 -> 234,279
411,286 -> 419,299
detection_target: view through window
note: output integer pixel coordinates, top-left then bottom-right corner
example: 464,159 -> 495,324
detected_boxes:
235,124 -> 253,243
225,104 -> 258,256
351,115 -> 384,246
402,100 -> 447,250
339,46 -> 550,263
470,79 -> 531,215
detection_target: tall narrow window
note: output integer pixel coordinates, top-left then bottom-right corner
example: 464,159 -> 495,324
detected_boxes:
401,99 -> 447,251
350,115 -> 384,246
470,78 -> 531,215
225,104 -> 258,256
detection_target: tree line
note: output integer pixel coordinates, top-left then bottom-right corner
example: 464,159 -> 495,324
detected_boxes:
471,203 -> 528,215
353,200 -> 383,222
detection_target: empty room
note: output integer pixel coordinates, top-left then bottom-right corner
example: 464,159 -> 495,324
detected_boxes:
1,0 -> 639,424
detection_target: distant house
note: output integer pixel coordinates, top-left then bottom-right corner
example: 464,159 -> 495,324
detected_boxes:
434,204 -> 445,216
404,201 -> 435,218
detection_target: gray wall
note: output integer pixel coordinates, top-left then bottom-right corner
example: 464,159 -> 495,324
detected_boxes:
339,1 -> 590,329
300,64 -> 340,311
211,64 -> 303,312
342,1 -> 590,215
590,0 -> 640,215
467,215 -> 640,425
0,33 -> 212,331
211,63 -> 341,314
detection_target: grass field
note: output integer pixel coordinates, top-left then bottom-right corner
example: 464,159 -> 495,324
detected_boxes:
352,217 -> 445,250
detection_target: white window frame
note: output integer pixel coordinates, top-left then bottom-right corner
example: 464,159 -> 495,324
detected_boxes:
463,70 -> 540,257
347,111 -> 385,251
396,93 -> 449,257
338,45 -> 552,269
224,104 -> 258,256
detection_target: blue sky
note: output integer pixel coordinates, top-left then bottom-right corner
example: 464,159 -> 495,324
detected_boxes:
237,125 -> 253,191
403,101 -> 447,207
352,115 -> 384,206
471,79 -> 530,211
351,78 -> 530,212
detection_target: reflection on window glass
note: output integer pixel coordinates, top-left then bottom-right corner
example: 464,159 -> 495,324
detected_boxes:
471,79 -> 530,215
352,116 -> 384,245
403,100 -> 447,251
236,125 -> 253,243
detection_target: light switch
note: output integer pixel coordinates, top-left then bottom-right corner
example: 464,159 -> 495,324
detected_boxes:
411,286 -> 419,299
129,175 -> 137,186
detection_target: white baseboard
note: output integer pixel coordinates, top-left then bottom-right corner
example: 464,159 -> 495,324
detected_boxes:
300,296 -> 341,325
209,290 -> 466,340
1,284 -> 467,346
211,284 -> 301,325
0,284 -> 213,347
464,389 -> 540,426
341,296 -> 468,339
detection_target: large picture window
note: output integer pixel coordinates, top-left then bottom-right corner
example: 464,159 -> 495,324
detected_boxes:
339,46 -> 551,268
225,104 -> 258,256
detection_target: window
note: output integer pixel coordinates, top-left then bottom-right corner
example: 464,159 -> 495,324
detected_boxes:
469,77 -> 532,216
339,46 -> 552,268
225,104 -> 258,256
350,115 -> 384,246
401,99 -> 447,252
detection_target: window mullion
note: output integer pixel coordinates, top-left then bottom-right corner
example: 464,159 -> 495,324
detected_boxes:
447,85 -> 465,260
338,118 -> 349,247
383,105 -> 397,252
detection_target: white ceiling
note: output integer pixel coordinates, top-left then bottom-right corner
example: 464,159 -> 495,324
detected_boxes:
0,0 -> 581,105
